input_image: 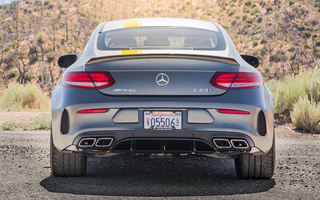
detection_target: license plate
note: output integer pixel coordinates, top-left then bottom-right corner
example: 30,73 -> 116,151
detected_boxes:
144,111 -> 182,130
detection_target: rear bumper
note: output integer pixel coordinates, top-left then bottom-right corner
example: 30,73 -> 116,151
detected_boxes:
51,86 -> 274,157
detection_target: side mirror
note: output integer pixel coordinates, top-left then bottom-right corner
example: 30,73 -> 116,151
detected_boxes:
241,55 -> 259,68
57,54 -> 78,68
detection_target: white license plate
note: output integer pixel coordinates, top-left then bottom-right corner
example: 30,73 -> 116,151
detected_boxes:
144,111 -> 182,130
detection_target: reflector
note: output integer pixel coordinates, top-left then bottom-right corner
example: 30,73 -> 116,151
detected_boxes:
218,109 -> 250,114
77,109 -> 109,114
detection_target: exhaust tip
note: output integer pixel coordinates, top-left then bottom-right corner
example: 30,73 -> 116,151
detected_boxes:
213,138 -> 232,148
231,139 -> 249,149
95,138 -> 114,147
79,138 -> 96,147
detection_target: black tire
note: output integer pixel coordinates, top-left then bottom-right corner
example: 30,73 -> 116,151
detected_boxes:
235,137 -> 275,179
50,132 -> 87,177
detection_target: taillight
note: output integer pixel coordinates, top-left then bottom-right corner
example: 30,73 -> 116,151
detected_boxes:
63,72 -> 115,88
210,72 -> 262,90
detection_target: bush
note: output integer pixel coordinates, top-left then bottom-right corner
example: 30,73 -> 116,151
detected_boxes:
304,30 -> 311,39
252,40 -> 258,47
290,96 -> 320,133
257,16 -> 263,23
0,121 -> 16,131
243,6 -> 249,13
227,8 -> 235,16
231,19 -> 237,26
244,0 -> 251,6
289,0 -> 294,6
266,4 -> 272,13
0,84 -> 50,111
28,114 -> 51,130
296,23 -> 305,31
260,46 -> 268,56
7,70 -> 16,79
267,67 -> 320,114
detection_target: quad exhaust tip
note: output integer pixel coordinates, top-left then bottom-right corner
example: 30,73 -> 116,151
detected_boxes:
213,138 -> 249,149
79,138 -> 96,147
78,137 -> 113,148
230,139 -> 249,149
213,138 -> 232,149
96,138 -> 113,147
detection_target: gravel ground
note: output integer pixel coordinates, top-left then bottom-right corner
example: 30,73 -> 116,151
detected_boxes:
0,127 -> 319,200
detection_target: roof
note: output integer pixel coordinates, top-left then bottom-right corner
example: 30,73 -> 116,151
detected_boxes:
100,18 -> 219,32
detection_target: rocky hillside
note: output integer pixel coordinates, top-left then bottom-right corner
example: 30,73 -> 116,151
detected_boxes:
0,0 -> 320,94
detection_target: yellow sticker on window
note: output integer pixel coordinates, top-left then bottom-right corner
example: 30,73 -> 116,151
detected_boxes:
123,20 -> 141,28
121,50 -> 141,55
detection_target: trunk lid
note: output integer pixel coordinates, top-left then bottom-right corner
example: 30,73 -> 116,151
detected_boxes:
85,55 -> 240,96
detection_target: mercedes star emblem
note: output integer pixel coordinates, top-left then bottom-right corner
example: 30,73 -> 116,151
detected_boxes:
156,73 -> 169,86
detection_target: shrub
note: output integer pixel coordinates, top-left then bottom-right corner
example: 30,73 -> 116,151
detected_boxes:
44,0 -> 50,6
227,8 -> 235,16
250,7 -> 259,15
267,67 -> 320,114
0,121 -> 16,131
304,30 -> 311,39
257,16 -> 263,23
36,32 -> 44,45
266,4 -> 272,13
312,33 -> 317,40
290,96 -> 320,133
245,17 -> 253,24
28,114 -> 51,130
315,40 -> 320,46
260,46 -> 268,56
7,70 -> 16,79
288,46 -> 295,52
0,84 -> 50,111
243,6 -> 249,13
242,14 -> 248,21
296,23 -> 305,31
231,19 -> 237,26
289,0 -> 294,6
244,0 -> 251,6
252,40 -> 258,47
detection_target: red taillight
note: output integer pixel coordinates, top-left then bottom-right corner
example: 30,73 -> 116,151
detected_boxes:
218,109 -> 250,114
210,72 -> 262,90
63,72 -> 115,88
77,109 -> 109,114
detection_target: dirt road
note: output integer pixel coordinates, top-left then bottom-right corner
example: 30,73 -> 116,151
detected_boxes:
0,127 -> 319,200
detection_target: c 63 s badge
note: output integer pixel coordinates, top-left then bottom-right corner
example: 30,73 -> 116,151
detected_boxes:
193,88 -> 213,93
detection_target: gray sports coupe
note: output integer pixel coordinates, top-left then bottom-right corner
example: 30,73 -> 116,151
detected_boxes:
51,18 -> 275,179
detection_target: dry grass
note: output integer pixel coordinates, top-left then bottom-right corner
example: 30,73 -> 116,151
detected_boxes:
267,67 -> 320,114
290,96 -> 320,133
0,84 -> 50,111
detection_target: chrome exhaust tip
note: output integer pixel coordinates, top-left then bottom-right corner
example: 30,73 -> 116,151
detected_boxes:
95,137 -> 114,147
213,138 -> 232,148
231,139 -> 249,149
79,138 -> 96,147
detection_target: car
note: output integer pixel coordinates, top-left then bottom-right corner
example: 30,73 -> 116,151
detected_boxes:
51,18 -> 275,179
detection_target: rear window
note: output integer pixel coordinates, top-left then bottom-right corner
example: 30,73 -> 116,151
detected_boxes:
97,27 -> 226,51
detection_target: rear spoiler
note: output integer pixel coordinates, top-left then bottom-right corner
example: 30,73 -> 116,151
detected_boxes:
86,54 -> 239,66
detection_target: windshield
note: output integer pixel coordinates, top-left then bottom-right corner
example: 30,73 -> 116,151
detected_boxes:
97,27 -> 226,51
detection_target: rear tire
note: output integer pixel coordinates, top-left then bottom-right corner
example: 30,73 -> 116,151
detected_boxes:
50,132 -> 87,177
235,136 -> 275,179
